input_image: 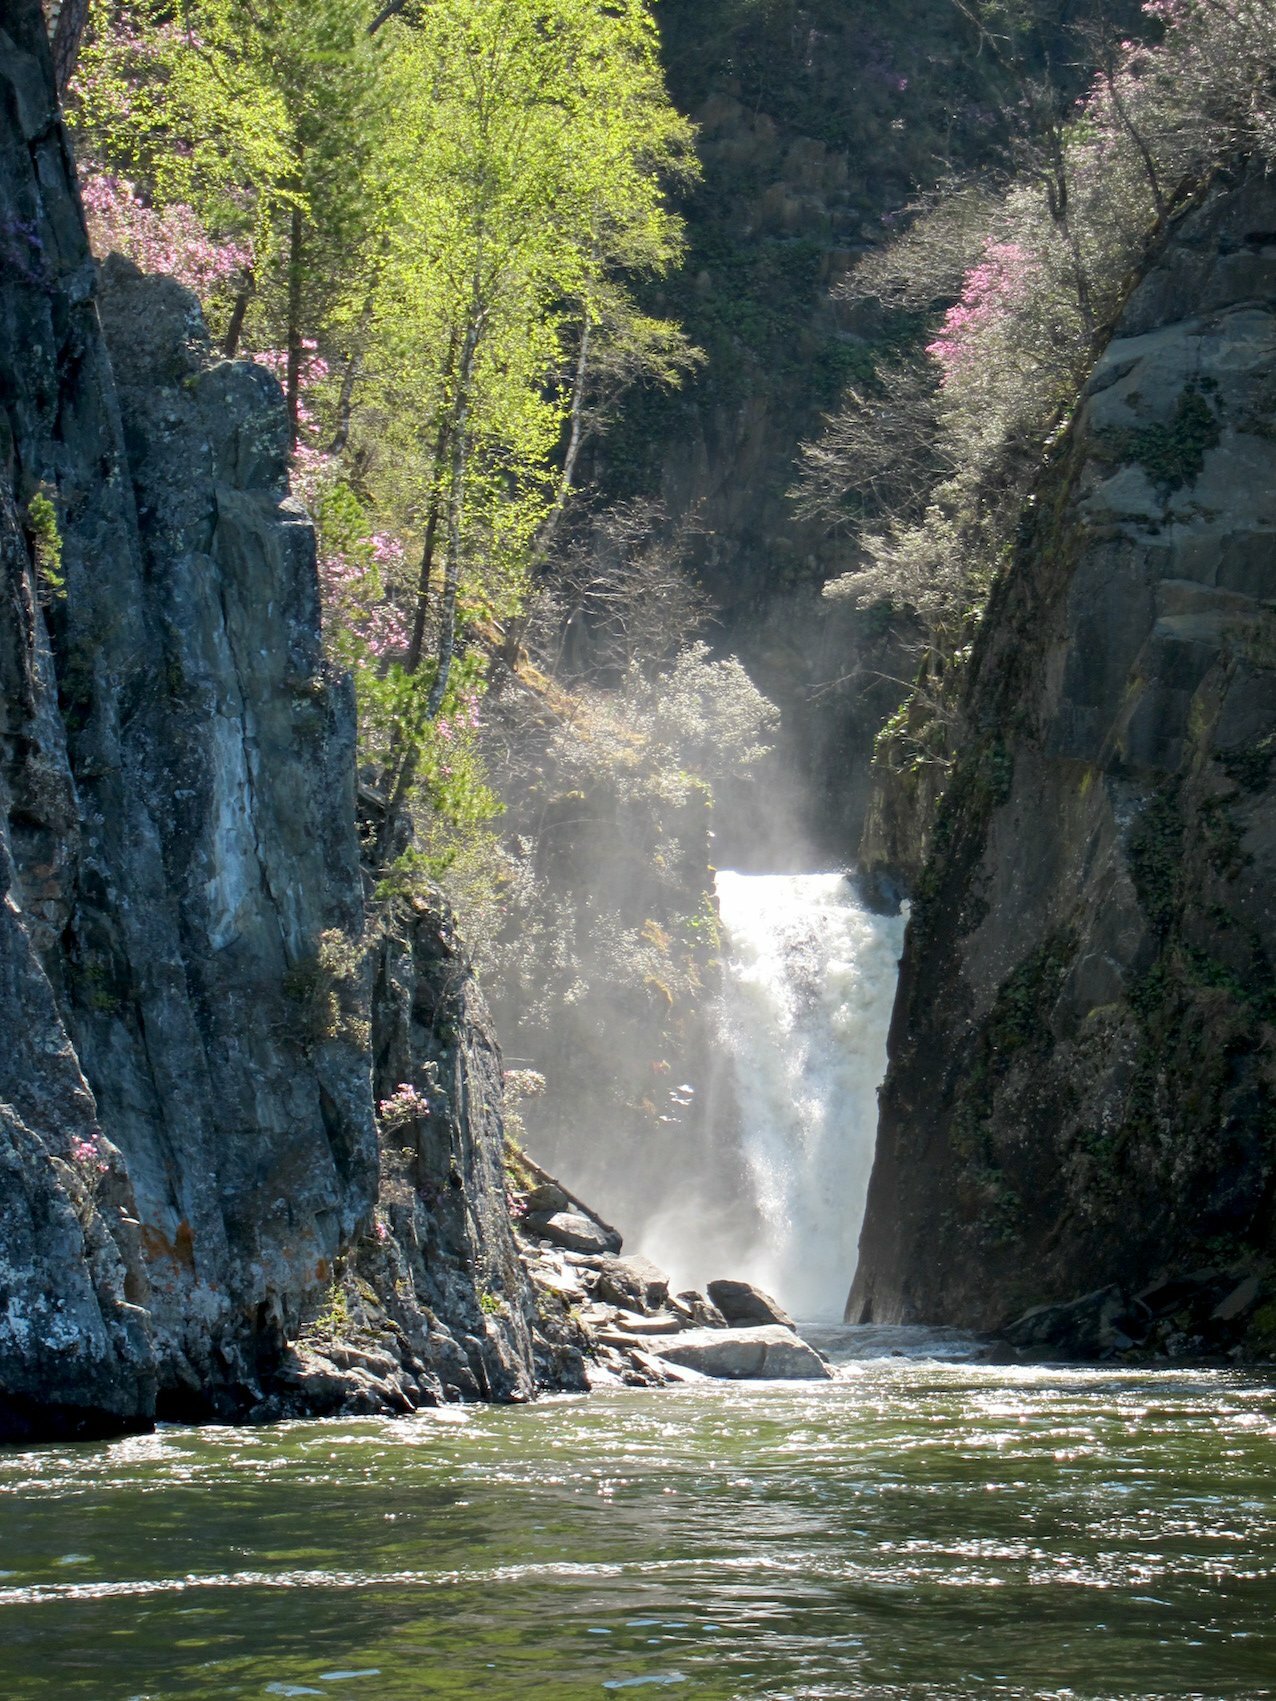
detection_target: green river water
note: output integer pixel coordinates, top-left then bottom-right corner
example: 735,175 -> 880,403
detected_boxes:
1,1333 -> 1273,1700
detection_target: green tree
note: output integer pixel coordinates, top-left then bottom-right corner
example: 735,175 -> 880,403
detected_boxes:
68,0 -> 698,875
360,0 -> 697,850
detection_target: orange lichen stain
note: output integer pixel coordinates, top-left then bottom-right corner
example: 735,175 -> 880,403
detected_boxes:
172,1220 -> 196,1270
139,1219 -> 197,1272
139,1223 -> 173,1263
315,1258 -> 330,1283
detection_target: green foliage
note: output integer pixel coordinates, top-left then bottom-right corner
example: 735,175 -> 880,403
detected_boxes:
1220,735 -> 1276,795
26,488 -> 64,596
1101,384 -> 1221,495
72,1 -> 698,898
74,0 -> 394,342
1128,782 -> 1183,938
282,927 -> 368,1049
305,1277 -> 352,1340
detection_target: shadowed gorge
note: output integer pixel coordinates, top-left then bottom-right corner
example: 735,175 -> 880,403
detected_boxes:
3,0 -> 1276,1692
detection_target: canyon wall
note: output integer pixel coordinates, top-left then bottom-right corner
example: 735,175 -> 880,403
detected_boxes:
0,4 -> 548,1442
851,167 -> 1276,1351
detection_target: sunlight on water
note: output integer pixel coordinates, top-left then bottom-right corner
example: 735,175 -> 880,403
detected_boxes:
711,872 -> 906,1318
3,1351 -> 1272,1699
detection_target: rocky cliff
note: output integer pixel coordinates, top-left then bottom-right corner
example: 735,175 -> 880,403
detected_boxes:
850,166 -> 1276,1355
0,4 -> 552,1442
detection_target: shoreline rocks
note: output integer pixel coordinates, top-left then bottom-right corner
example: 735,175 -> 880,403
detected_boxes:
511,1164 -> 833,1386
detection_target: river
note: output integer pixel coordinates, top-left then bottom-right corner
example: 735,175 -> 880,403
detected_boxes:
3,1334 -> 1273,1699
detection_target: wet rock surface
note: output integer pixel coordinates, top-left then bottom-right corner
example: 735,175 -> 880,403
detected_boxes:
656,1326 -> 833,1381
708,1279 -> 797,1332
998,1266 -> 1275,1363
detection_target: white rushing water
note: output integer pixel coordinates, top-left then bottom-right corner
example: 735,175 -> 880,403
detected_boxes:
709,871 -> 907,1321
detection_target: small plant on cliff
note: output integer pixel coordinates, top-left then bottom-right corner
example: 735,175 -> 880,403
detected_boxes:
304,1276 -> 352,1342
377,1081 -> 433,1131
26,488 -> 64,599
283,927 -> 367,1049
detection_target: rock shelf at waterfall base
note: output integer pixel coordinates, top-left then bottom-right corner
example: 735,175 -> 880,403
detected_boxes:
506,1159 -> 835,1386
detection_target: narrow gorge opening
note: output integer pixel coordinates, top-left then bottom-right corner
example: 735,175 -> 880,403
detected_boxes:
518,842 -> 908,1325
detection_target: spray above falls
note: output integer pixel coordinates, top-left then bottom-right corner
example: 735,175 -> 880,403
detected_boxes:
706,872 -> 907,1320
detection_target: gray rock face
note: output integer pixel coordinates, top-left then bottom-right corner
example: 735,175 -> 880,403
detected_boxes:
0,5 -> 547,1436
851,167 -> 1276,1345
352,902 -> 540,1404
707,1279 -> 797,1332
0,4 -> 159,1441
655,1326 -> 833,1381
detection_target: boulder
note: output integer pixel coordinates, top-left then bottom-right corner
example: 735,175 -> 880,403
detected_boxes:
707,1279 -> 797,1332
522,1182 -> 571,1215
595,1254 -> 671,1313
673,1290 -> 728,1328
1212,1274 -> 1262,1324
627,1348 -> 705,1386
654,1325 -> 833,1381
597,1311 -> 683,1341
525,1210 -> 622,1255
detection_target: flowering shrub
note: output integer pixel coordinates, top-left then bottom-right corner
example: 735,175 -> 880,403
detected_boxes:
925,242 -> 1035,380
80,173 -> 251,297
377,1083 -> 433,1129
69,1134 -> 110,1176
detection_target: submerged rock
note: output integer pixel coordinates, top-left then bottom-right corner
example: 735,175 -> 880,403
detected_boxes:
654,1326 -> 833,1381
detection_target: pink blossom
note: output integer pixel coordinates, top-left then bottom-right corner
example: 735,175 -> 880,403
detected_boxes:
926,241 -> 1036,380
81,173 -> 251,299
378,1082 -> 432,1127
370,533 -> 406,567
69,1135 -> 109,1175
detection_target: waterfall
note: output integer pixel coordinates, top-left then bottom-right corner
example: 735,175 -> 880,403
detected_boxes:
705,872 -> 907,1320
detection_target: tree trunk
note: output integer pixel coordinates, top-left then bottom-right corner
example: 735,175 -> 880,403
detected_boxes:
1100,56 -> 1166,221
326,273 -> 381,453
51,0 -> 91,96
284,204 -> 305,449
426,313 -> 481,719
403,330 -> 460,673
494,315 -> 593,681
404,489 -> 445,674
221,278 -> 253,359
374,314 -> 480,863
